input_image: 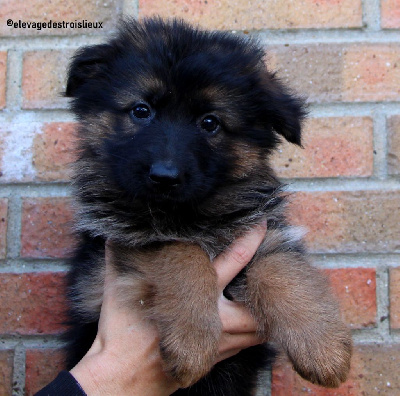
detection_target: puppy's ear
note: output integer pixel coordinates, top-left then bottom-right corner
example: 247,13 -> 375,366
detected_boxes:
265,76 -> 307,147
65,44 -> 112,97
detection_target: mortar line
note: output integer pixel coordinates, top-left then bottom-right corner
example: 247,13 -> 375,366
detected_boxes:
5,49 -> 23,110
0,35 -> 109,51
0,178 -> 399,196
6,196 -> 22,260
0,109 -> 74,123
0,253 -> 397,274
309,102 -> 400,117
12,343 -> 25,396
0,260 -> 69,273
0,184 -> 71,197
372,112 -> 388,179
391,332 -> 400,343
284,177 -> 400,192
312,254 -> 400,269
1,103 -> 400,124
375,267 -> 391,340
352,329 -> 388,343
362,0 -> 382,31
256,29 -> 400,44
1,29 -> 400,51
0,336 -> 64,349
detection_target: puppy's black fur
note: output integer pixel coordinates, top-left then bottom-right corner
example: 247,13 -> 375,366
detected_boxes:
64,18 -> 351,395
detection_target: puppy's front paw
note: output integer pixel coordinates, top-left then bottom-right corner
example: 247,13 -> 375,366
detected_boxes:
286,324 -> 352,387
159,322 -> 221,388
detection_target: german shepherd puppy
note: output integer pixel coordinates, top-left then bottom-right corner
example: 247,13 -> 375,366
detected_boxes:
64,18 -> 352,395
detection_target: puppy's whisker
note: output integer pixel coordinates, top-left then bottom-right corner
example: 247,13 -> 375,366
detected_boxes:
108,152 -> 130,161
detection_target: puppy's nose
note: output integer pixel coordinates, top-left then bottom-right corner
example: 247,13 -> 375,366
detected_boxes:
149,162 -> 183,188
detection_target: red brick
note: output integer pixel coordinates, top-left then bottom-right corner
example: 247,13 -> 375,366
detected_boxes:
327,268 -> 377,329
0,350 -> 13,396
0,199 -> 8,259
139,0 -> 362,30
0,272 -> 67,335
270,44 -> 344,103
22,50 -> 73,109
390,267 -> 400,329
342,45 -> 400,102
272,344 -> 400,395
25,349 -> 66,395
0,0 -> 120,36
388,115 -> 400,176
381,0 -> 400,28
289,190 -> 400,253
0,52 -> 6,109
21,198 -> 75,258
272,117 -> 373,178
33,122 -> 77,181
270,44 -> 400,103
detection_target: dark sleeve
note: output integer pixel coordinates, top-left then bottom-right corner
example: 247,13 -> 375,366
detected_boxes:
35,371 -> 87,396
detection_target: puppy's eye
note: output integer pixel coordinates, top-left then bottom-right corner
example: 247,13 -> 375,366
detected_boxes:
131,103 -> 151,119
200,115 -> 220,134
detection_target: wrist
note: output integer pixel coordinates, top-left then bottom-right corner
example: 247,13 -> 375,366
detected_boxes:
70,348 -> 179,396
70,351 -> 117,396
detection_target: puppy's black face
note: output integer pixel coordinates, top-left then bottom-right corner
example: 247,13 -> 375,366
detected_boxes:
67,18 -> 305,209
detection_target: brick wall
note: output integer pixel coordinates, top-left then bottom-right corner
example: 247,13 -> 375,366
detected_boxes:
0,0 -> 399,395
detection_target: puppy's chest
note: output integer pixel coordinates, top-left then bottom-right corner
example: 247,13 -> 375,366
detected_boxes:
113,222 -> 241,275
120,209 -> 282,268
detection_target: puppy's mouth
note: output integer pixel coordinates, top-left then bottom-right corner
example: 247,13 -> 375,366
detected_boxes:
144,181 -> 206,209
146,187 -> 187,204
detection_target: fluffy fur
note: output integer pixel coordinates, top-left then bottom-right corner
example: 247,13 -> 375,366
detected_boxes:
64,18 -> 352,395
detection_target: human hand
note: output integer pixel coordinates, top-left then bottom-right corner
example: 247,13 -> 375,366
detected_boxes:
70,222 -> 266,395
214,222 -> 266,363
70,243 -> 178,396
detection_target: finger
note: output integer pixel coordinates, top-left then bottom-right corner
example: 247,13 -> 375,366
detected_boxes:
219,297 -> 258,334
214,221 -> 266,292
